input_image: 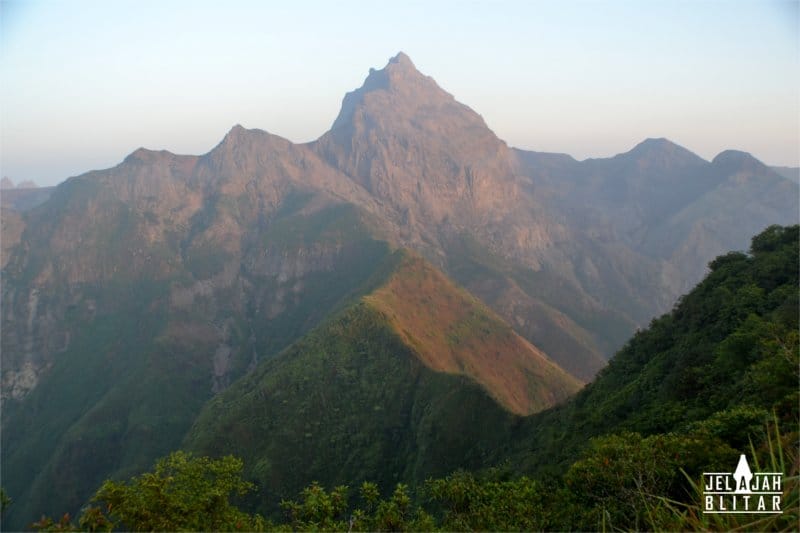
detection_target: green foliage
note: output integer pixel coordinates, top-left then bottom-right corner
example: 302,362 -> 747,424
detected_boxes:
278,481 -> 435,532
32,452 -> 267,532
511,225 -> 800,475
563,430 -> 738,530
27,415 -> 797,532
0,488 -> 9,516
642,414 -> 799,532
279,482 -> 350,531
362,483 -> 436,532
93,451 -> 262,531
426,470 -> 571,531
30,513 -> 83,532
185,298 -> 518,519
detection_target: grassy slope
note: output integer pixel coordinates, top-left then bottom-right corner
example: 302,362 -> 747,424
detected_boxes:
364,252 -> 581,415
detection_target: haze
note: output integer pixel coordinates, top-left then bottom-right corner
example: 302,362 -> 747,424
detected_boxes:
1,0 -> 798,186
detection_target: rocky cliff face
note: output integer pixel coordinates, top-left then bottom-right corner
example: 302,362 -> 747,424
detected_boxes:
317,53 -> 519,218
314,53 -> 556,257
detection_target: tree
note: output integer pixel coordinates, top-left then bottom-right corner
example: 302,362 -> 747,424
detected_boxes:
86,451 -> 263,531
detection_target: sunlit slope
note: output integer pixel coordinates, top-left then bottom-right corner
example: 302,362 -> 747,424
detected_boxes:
364,252 -> 582,415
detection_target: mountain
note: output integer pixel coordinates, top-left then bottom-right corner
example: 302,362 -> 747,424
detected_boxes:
191,224 -> 797,530
362,252 -> 580,415
314,53 -> 636,376
515,140 -> 798,298
1,53 -> 797,528
502,224 -> 799,477
316,52 -> 521,227
0,136 -> 398,526
771,165 -> 800,184
184,250 -> 579,516
1,178 -> 41,191
24,225 -> 798,532
0,185 -> 54,212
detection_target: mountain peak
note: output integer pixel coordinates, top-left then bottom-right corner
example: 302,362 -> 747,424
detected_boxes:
380,51 -> 429,86
317,53 -> 512,220
123,147 -> 175,164
712,149 -> 761,165
623,137 -> 705,167
387,51 -> 415,68
330,52 -> 445,131
629,137 -> 687,155
222,123 -> 250,141
215,124 -> 284,149
711,150 -> 769,175
633,137 -> 674,149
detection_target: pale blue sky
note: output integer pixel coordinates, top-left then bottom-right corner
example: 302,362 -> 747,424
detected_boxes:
1,0 -> 798,186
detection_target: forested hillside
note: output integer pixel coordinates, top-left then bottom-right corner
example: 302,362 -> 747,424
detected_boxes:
20,225 -> 798,532
507,224 -> 798,475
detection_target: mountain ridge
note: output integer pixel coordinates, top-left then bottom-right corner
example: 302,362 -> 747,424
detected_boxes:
3,52 -> 795,388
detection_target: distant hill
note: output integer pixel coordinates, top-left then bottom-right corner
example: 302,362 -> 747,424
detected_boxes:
772,165 -> 800,184
1,177 -> 40,189
0,185 -> 54,212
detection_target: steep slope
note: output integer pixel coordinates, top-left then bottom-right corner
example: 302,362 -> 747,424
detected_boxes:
364,253 -> 581,415
315,52 -> 522,226
0,125 -> 390,404
0,208 -> 24,269
644,151 -> 799,292
185,250 -> 578,516
516,141 -> 799,301
313,53 -> 631,375
1,203 -> 395,530
314,54 -> 796,374
502,225 -> 799,475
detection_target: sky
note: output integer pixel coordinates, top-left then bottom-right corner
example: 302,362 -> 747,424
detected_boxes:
1,0 -> 798,186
